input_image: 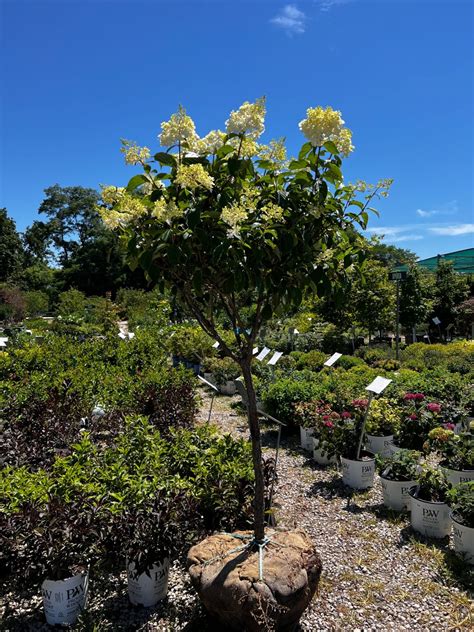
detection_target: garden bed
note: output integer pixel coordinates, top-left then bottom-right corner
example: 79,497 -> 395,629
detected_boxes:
2,388 -> 471,631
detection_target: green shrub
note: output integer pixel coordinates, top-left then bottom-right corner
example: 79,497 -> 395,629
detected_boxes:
262,373 -> 328,425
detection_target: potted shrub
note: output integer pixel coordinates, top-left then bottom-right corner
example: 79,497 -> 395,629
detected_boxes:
391,394 -> 443,452
295,400 -> 340,462
365,397 -> 400,457
3,497 -> 99,626
377,449 -> 421,511
409,466 -> 451,539
120,492 -> 194,607
321,399 -> 376,489
448,481 -> 474,564
423,428 -> 474,486
205,357 -> 240,395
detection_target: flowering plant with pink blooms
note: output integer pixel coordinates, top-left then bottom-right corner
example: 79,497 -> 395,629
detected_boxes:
423,428 -> 474,471
396,393 -> 444,451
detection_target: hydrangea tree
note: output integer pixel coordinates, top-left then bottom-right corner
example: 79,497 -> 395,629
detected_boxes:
99,99 -> 391,542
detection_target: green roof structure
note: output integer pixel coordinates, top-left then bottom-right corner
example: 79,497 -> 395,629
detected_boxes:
396,247 -> 474,274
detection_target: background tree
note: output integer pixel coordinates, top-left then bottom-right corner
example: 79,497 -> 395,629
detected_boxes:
0,208 -> 25,283
99,101 -> 391,541
399,262 -> 435,341
432,259 -> 469,335
352,259 -> 395,341
369,238 -> 417,268
456,297 -> 474,338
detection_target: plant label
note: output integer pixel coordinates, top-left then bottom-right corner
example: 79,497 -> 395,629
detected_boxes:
267,351 -> 283,366
212,341 -> 219,348
256,347 -> 271,361
324,352 -> 342,367
432,316 -> 441,325
253,347 -> 259,355
366,376 -> 392,394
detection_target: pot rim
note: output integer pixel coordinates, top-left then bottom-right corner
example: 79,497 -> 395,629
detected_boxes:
440,463 -> 474,474
379,474 -> 417,483
450,511 -> 474,530
341,453 -> 375,464
408,485 -> 448,505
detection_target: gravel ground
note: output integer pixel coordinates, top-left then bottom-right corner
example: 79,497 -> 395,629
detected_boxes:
1,386 -> 473,631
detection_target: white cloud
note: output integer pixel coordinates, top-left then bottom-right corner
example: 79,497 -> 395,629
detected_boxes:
271,4 -> 306,35
317,0 -> 351,12
429,224 -> 474,236
415,200 -> 458,218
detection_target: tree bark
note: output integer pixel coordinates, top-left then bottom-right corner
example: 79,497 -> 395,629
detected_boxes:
240,358 -> 266,543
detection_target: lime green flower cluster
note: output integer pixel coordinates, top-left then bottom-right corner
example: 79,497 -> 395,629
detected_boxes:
196,130 -> 226,156
152,199 -> 181,222
299,105 -> 354,156
120,139 -> 151,165
221,203 -> 249,236
175,163 -> 214,191
99,185 -> 147,229
159,105 -> 198,148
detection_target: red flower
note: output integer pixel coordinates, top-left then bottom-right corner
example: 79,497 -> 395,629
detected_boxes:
443,423 -> 455,430
322,415 -> 330,421
414,393 -> 425,401
324,421 -> 334,429
409,414 -> 418,421
426,403 -> 441,413
341,411 -> 351,419
404,393 -> 416,401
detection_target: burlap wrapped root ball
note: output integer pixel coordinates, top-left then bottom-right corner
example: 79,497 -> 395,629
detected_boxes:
187,529 -> 322,632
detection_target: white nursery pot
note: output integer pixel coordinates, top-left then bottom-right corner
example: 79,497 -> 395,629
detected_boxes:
387,440 -> 402,456
341,456 -> 375,490
365,434 -> 394,457
219,381 -> 236,396
380,476 -> 417,511
303,428 -> 315,452
42,571 -> 89,626
451,514 -> 474,565
127,558 -> 170,607
442,467 -> 474,487
409,488 -> 451,539
312,438 -> 337,466
299,426 -> 307,449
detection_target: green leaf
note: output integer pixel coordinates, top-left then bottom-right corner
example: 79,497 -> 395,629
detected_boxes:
126,174 -> 147,192
298,142 -> 313,160
154,152 -> 177,167
323,141 -> 339,155
289,159 -> 307,170
325,163 -> 343,181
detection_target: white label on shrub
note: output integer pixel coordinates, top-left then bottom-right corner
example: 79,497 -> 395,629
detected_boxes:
212,341 -> 219,348
267,351 -> 283,366
366,376 -> 392,394
42,573 -> 88,626
324,352 -> 342,367
256,347 -> 271,361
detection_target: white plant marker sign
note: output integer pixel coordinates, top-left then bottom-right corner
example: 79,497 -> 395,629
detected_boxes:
267,351 -> 283,366
256,347 -> 271,361
212,341 -> 220,348
432,316 -> 441,325
365,376 -> 392,395
324,352 -> 342,367
253,347 -> 259,355
118,332 -> 127,340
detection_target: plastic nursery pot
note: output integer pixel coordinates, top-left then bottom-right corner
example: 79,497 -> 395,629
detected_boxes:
299,427 -> 315,452
451,513 -> 474,565
365,434 -> 394,458
380,476 -> 417,512
312,438 -> 337,466
127,557 -> 170,607
408,487 -> 451,539
340,453 -> 376,490
441,467 -> 474,487
386,440 -> 403,456
219,381 -> 236,396
41,570 -> 89,626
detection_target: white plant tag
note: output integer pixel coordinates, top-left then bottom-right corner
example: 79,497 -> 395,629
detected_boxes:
212,341 -> 219,348
324,352 -> 342,367
252,347 -> 259,355
256,347 -> 271,361
366,376 -> 392,394
267,351 -> 283,366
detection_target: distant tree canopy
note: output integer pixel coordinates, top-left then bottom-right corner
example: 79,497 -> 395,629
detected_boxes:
0,208 -> 25,283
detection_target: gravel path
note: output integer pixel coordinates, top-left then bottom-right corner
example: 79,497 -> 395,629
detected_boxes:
1,387 -> 473,631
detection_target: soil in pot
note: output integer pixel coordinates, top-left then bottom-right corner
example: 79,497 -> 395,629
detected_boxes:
409,487 -> 451,539
187,529 -> 322,632
341,453 -> 375,490
451,514 -> 474,565
41,570 -> 89,626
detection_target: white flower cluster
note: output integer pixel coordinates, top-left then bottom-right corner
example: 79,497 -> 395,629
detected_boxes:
120,139 -> 151,165
225,97 -> 266,139
299,106 -> 354,156
99,185 -> 147,229
152,199 -> 182,222
159,105 -> 198,148
175,164 -> 214,191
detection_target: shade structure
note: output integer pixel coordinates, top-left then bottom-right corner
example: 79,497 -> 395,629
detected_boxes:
395,247 -> 474,275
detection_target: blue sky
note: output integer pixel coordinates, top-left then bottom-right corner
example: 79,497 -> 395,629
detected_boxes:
1,0 -> 473,259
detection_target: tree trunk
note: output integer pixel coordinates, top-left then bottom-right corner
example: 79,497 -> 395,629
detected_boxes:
240,359 -> 266,543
